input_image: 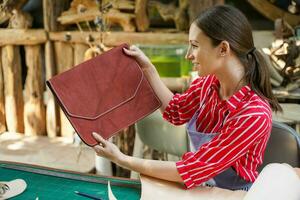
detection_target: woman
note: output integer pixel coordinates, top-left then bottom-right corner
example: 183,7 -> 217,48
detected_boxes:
92,5 -> 282,191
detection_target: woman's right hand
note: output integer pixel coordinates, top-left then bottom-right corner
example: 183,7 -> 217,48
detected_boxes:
123,45 -> 154,71
92,132 -> 124,164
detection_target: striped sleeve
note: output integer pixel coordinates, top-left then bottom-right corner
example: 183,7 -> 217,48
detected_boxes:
163,76 -> 214,125
176,112 -> 271,189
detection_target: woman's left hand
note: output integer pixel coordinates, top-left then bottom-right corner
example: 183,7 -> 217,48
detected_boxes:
92,132 -> 124,163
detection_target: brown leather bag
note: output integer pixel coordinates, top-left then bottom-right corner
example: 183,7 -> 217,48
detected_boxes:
47,44 -> 161,146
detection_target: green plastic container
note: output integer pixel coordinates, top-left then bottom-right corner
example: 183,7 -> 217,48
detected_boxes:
137,45 -> 192,77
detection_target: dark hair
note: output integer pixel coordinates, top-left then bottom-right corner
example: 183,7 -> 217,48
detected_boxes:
194,5 -> 282,112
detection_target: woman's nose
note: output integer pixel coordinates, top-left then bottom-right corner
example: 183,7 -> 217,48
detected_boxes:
185,52 -> 194,60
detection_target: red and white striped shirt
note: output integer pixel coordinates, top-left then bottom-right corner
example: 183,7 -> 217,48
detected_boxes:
163,75 -> 272,189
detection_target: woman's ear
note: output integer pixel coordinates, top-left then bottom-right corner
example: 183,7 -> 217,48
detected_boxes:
218,41 -> 230,57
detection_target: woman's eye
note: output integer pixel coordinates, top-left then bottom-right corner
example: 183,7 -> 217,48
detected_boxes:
191,44 -> 198,48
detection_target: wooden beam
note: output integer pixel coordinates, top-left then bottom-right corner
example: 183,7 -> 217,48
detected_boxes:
153,0 -> 189,31
43,0 -> 55,31
247,0 -> 300,27
2,45 -> 24,133
62,0 -> 135,16
43,0 -> 69,31
45,41 -> 59,138
0,48 -> 6,133
49,31 -> 188,45
58,8 -> 136,32
24,45 -> 46,136
135,0 -> 150,31
54,42 -> 74,138
43,0 -> 67,138
114,0 -> 135,10
0,29 -> 47,46
106,9 -> 136,32
0,0 -> 28,24
74,43 -> 89,65
58,7 -> 100,24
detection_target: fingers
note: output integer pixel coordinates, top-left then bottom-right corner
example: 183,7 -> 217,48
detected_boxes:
92,132 -> 106,156
129,45 -> 139,51
93,144 -> 104,156
123,45 -> 140,57
122,48 -> 137,56
92,132 -> 106,147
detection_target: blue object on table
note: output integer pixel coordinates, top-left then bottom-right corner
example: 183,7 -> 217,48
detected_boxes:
74,191 -> 103,200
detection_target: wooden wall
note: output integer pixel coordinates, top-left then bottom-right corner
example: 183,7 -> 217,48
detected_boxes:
0,0 -> 228,139
0,0 -> 222,177
0,29 -> 187,137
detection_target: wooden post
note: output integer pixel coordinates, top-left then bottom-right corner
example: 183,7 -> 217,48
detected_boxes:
153,0 -> 189,31
24,45 -> 46,136
43,0 -> 69,137
45,41 -> 59,138
135,0 -> 149,32
2,45 -> 24,133
49,31 -> 188,45
43,0 -> 69,31
247,0 -> 300,27
74,44 -> 89,65
113,125 -> 136,177
54,41 -> 74,139
0,29 -> 47,46
57,7 -> 136,32
0,48 -> 6,133
0,0 -> 28,24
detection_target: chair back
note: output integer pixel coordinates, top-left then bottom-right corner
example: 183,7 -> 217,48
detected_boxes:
260,121 -> 300,171
136,110 -> 188,157
137,115 -> 300,168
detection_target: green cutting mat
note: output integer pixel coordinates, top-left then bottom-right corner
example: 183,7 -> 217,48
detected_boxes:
0,162 -> 141,200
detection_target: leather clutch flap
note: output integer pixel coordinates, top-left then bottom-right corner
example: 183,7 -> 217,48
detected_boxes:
46,44 -> 161,146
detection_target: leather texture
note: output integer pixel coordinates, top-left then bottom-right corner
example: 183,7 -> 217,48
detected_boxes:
47,44 -> 161,146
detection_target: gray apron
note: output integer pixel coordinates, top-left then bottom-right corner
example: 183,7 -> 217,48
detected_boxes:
187,110 -> 253,191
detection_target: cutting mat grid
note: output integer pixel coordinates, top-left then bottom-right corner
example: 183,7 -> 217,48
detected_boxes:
0,164 -> 141,200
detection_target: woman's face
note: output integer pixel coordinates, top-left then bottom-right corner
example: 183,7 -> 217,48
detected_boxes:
185,23 -> 220,76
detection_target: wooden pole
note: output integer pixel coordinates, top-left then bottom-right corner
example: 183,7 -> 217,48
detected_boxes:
45,41 -> 59,138
0,0 -> 29,24
57,8 -> 136,32
0,29 -> 47,46
114,125 -> 136,177
43,0 -> 58,138
43,0 -> 69,137
0,48 -> 6,133
54,41 -> 74,139
43,0 -> 69,31
247,0 -> 300,27
2,45 -> 24,133
49,31 -> 188,45
135,0 -> 150,32
153,0 -> 189,31
24,45 -> 46,136
74,44 -> 89,65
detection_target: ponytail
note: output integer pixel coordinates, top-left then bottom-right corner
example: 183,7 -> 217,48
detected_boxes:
246,49 -> 282,112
